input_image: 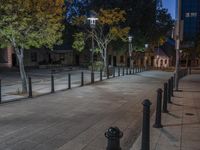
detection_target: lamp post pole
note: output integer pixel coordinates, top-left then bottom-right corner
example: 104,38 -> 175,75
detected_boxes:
128,36 -> 133,70
91,27 -> 94,82
145,44 -> 149,70
88,15 -> 98,83
175,0 -> 181,91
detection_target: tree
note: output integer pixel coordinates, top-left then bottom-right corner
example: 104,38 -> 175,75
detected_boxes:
72,8 -> 129,72
0,0 -> 65,93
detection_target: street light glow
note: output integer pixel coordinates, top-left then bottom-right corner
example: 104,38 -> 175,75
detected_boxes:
128,36 -> 133,43
87,17 -> 98,28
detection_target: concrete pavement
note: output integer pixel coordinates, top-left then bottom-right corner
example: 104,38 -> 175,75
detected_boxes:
0,71 -> 172,150
131,72 -> 200,150
1,69 -> 105,102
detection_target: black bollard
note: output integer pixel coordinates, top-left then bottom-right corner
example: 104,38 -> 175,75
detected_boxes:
28,77 -> 32,98
153,88 -> 163,128
171,77 -> 174,96
91,71 -> 94,83
141,99 -> 152,150
81,72 -> 84,86
126,67 -> 128,75
68,73 -> 71,89
0,79 -> 1,103
113,67 -> 115,78
129,67 -> 132,75
173,74 -> 176,89
122,67 -> 125,76
100,69 -> 103,81
105,127 -> 123,150
118,67 -> 120,76
107,67 -> 110,79
51,74 -> 55,93
167,79 -> 172,103
163,82 -> 169,113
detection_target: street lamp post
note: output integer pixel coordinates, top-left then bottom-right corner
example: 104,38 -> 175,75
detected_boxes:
128,36 -> 133,70
156,55 -> 159,69
179,50 -> 183,67
145,44 -> 149,70
175,0 -> 182,91
87,15 -> 98,83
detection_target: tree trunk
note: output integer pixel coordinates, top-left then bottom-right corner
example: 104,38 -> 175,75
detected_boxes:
16,48 -> 28,93
103,48 -> 107,76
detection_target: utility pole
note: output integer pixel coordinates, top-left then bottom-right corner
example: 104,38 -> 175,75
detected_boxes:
175,0 -> 182,91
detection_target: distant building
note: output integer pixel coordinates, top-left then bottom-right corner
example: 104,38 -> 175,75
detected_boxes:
0,47 -> 74,68
177,0 -> 200,42
0,47 -> 12,68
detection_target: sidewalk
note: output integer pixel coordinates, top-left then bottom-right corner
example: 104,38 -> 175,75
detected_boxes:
0,71 -> 172,150
131,73 -> 200,150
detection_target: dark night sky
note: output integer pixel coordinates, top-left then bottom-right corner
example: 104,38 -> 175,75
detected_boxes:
162,0 -> 176,19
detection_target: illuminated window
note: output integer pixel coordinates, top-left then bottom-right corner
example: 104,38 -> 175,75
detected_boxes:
185,13 -> 190,17
190,12 -> 197,17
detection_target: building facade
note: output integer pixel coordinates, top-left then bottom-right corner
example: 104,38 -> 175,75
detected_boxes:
0,48 -> 74,68
178,0 -> 200,42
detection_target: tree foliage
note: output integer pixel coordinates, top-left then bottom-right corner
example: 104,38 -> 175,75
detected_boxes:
72,32 -> 85,52
0,0 -> 65,49
0,0 -> 65,92
72,8 -> 129,70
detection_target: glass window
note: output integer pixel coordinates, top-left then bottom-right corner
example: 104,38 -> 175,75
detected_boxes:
31,52 -> 37,62
191,12 -> 197,17
185,12 -> 190,17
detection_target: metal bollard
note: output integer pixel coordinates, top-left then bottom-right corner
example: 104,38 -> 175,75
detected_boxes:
141,99 -> 152,150
129,67 -> 132,75
28,77 -> 32,98
0,79 -> 1,103
68,73 -> 71,89
126,67 -> 128,75
122,67 -> 125,76
153,88 -> 163,128
118,67 -> 120,76
107,67 -> 110,79
113,67 -> 115,78
163,83 -> 169,113
100,69 -> 103,81
51,74 -> 55,93
105,127 -> 123,150
167,79 -> 172,103
173,74 -> 176,89
91,71 -> 94,83
171,77 -> 174,96
81,72 -> 84,86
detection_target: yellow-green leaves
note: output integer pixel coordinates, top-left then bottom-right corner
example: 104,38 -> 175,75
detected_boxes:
72,32 -> 85,52
0,0 -> 65,49
99,8 -> 126,25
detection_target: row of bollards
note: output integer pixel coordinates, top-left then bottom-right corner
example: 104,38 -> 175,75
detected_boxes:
24,66 -> 146,100
104,69 -> 188,150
